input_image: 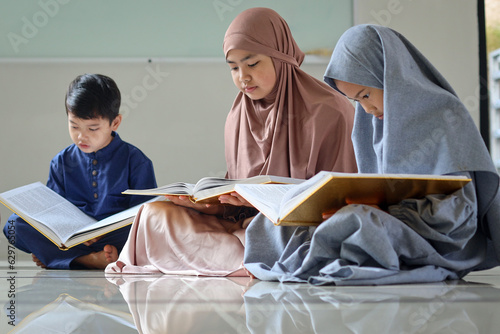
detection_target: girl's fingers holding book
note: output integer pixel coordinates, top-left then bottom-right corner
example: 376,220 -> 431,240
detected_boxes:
165,195 -> 191,206
219,193 -> 253,207
322,209 -> 339,220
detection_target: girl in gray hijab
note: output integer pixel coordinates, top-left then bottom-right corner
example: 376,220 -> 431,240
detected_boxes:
243,24 -> 500,285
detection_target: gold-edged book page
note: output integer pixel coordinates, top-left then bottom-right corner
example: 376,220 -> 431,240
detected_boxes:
277,175 -> 471,226
191,176 -> 304,204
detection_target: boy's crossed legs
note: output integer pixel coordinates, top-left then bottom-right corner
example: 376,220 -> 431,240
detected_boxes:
7,219 -> 127,270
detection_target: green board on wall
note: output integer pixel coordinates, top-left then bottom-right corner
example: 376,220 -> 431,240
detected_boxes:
0,0 -> 352,58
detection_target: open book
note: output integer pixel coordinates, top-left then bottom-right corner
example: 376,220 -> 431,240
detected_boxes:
0,182 -> 162,250
234,171 -> 471,226
122,175 -> 304,204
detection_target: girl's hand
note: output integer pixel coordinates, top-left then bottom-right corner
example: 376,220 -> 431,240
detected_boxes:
322,199 -> 383,221
322,208 -> 340,221
346,198 -> 382,211
165,195 -> 223,215
219,192 -> 254,207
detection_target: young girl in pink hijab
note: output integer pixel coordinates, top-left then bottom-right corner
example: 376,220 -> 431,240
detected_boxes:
105,7 -> 356,276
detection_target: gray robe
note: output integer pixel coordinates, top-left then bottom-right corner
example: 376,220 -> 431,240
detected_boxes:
243,24 -> 500,285
245,172 -> 488,285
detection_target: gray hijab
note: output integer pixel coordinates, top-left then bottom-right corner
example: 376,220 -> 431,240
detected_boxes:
324,24 -> 500,266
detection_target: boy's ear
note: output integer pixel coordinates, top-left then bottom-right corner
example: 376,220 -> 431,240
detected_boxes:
111,114 -> 123,130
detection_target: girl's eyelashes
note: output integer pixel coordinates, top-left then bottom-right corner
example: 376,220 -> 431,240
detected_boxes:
228,60 -> 259,71
363,93 -> 370,99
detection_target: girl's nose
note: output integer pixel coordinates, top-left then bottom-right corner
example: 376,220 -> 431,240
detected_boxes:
360,102 -> 375,115
239,69 -> 250,83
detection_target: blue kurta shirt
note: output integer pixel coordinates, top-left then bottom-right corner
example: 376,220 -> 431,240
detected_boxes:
3,132 -> 156,268
47,131 -> 157,220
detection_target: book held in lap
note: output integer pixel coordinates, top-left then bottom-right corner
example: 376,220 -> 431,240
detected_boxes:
234,171 -> 471,226
122,175 -> 304,204
0,182 -> 162,250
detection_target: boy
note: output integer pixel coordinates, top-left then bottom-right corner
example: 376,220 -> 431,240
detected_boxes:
3,74 -> 157,269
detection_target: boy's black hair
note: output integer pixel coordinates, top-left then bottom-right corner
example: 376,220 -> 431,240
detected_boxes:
65,74 -> 121,124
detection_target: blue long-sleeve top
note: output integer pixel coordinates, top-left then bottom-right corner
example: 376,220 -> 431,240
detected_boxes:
45,131 -> 157,220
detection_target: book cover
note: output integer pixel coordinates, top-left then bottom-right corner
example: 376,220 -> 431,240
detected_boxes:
235,172 -> 471,226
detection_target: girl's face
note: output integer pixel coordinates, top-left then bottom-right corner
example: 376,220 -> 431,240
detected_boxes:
226,49 -> 277,100
334,80 -> 384,120
68,112 -> 121,153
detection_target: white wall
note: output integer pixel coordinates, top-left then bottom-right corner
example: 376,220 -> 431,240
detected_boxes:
354,0 -> 480,125
0,58 -> 332,264
0,1 -> 481,265
0,1 -> 352,58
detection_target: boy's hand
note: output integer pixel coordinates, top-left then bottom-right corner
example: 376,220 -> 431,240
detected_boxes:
83,236 -> 102,246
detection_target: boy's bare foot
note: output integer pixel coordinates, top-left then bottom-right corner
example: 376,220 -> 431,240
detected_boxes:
104,244 -> 118,263
73,245 -> 119,270
31,254 -> 47,268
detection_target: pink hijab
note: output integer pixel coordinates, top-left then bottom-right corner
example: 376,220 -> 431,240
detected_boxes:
223,7 -> 357,179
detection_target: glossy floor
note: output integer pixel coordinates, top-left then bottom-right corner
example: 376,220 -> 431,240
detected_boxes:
1,264 -> 500,333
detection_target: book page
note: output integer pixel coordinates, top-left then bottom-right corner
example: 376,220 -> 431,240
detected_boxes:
235,184 -> 295,223
0,182 -> 96,242
192,175 -> 302,194
278,172 -> 332,217
193,177 -> 232,193
193,175 -> 304,204
122,182 -> 195,196
279,172 -> 329,207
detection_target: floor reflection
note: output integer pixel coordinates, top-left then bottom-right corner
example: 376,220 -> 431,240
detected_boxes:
108,275 -> 250,334
243,279 -> 500,334
6,271 -> 136,333
4,270 -> 500,333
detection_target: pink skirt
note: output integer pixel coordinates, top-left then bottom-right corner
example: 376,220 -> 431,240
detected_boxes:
105,201 -> 250,276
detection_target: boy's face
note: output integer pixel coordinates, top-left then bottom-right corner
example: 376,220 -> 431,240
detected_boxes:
68,112 -> 122,153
